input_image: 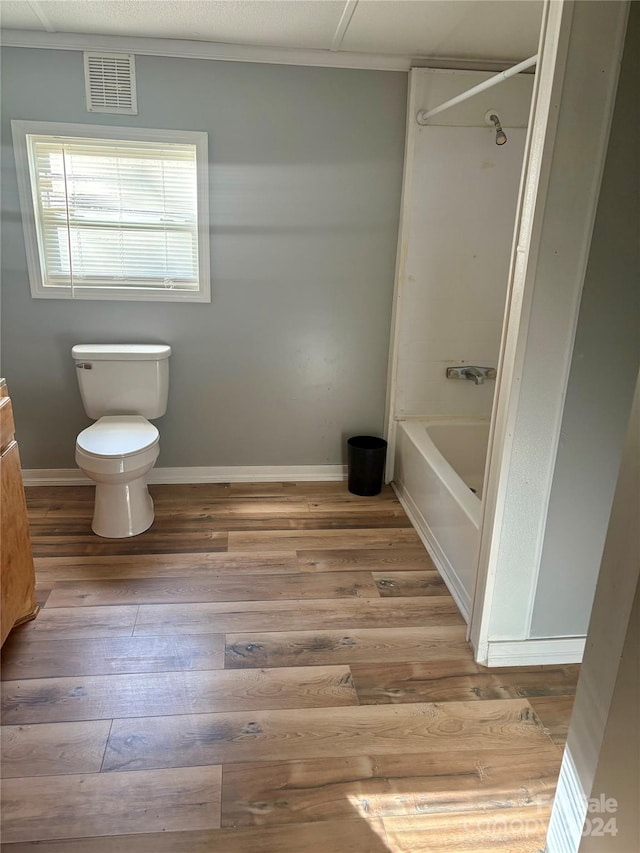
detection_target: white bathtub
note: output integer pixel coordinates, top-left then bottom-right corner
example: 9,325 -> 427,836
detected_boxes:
393,419 -> 490,622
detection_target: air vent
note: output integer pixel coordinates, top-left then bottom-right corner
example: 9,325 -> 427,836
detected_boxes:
83,52 -> 137,115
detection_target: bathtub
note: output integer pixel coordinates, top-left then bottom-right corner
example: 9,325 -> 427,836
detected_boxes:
392,419 -> 490,622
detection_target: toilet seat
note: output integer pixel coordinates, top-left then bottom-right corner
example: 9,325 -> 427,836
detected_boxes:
77,416 -> 159,458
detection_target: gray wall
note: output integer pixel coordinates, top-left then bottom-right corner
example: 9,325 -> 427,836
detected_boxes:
531,4 -> 639,637
0,48 -> 406,468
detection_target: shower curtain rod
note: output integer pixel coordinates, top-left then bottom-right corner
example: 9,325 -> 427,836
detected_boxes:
416,54 -> 538,124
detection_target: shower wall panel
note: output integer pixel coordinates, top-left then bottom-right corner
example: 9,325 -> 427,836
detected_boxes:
391,69 -> 533,420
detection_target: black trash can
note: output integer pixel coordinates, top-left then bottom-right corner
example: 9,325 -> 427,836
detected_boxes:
347,435 -> 387,496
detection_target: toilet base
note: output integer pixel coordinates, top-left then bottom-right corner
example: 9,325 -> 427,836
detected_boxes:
92,475 -> 154,538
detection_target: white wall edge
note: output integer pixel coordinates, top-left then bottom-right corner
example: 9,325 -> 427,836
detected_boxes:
469,0 -> 570,660
522,0 -> 631,641
486,636 -> 585,667
471,0 -> 629,654
392,480 -> 471,623
23,465 -> 347,486
0,28 -> 411,71
383,68 -> 417,483
545,747 -> 588,853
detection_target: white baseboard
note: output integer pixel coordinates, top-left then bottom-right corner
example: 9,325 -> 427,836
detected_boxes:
486,637 -> 586,667
22,465 -> 347,486
546,747 -> 588,853
392,480 -> 472,623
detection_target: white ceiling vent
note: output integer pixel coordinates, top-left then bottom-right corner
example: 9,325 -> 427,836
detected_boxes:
83,52 -> 137,115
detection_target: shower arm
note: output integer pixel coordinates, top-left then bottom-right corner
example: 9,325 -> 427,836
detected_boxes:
416,54 -> 538,125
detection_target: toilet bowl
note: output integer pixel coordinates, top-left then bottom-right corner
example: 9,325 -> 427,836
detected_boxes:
76,415 -> 160,538
72,343 -> 171,538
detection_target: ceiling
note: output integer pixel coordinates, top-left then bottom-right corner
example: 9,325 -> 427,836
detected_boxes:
0,1 -> 543,66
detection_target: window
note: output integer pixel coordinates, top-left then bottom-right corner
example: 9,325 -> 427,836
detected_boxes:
12,121 -> 210,302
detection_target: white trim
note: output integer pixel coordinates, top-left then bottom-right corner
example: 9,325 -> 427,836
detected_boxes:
150,466 -> 346,484
470,0 -> 629,662
470,0 -> 569,665
331,1 -> 359,52
521,0 -> 630,641
486,637 -> 585,668
392,480 -> 471,623
25,1 -> 55,34
0,28 -> 410,72
0,29 -> 544,73
22,465 -> 347,486
11,120 -> 210,304
0,28 -> 542,75
546,747 -> 588,853
383,70 -> 418,482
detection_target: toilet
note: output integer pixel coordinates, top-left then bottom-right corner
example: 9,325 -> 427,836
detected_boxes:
72,344 -> 171,538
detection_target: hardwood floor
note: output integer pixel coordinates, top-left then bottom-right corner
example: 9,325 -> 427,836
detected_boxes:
0,482 -> 578,851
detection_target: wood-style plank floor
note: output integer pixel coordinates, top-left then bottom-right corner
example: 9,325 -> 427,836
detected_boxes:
1,482 -> 578,851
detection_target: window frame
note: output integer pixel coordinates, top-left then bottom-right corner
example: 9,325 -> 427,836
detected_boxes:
11,120 -> 211,303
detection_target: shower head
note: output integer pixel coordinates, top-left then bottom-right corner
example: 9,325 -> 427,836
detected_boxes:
485,110 -> 508,146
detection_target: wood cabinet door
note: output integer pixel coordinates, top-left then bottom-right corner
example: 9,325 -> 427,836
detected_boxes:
1,440 -> 36,646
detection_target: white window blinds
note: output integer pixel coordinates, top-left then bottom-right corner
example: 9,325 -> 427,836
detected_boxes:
27,134 -> 200,292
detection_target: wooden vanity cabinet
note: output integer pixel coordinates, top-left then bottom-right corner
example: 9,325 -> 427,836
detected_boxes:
1,380 -> 38,646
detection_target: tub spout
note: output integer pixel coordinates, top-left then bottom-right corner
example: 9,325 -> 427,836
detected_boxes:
446,366 -> 497,384
463,367 -> 484,385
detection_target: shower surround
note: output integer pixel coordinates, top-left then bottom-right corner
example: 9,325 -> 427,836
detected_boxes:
386,68 -> 534,617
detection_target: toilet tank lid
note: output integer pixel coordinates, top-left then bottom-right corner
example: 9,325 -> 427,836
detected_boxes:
72,344 -> 171,361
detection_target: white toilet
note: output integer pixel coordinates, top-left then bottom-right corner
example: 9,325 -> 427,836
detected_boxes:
72,344 -> 171,538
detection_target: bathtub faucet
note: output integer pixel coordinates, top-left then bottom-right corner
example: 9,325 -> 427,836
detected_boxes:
446,366 -> 497,385
462,367 -> 485,385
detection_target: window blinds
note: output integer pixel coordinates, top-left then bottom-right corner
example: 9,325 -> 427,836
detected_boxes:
27,135 -> 199,292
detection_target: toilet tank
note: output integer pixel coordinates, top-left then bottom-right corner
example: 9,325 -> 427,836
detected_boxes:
72,344 -> 171,419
